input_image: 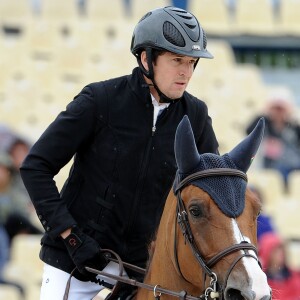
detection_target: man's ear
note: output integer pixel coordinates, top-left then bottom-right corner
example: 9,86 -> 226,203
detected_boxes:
140,51 -> 149,71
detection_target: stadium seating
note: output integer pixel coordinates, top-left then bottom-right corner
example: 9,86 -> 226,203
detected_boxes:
22,21 -> 62,60
130,0 -> 169,22
234,0 -> 276,35
86,0 -> 124,22
4,234 -> 43,297
0,0 -> 32,30
191,0 -> 232,35
288,170 -> 300,199
273,197 -> 300,239
247,169 -> 285,215
279,0 -> 300,35
38,0 -> 80,27
0,3 -> 300,298
287,240 -> 300,269
0,285 -> 20,300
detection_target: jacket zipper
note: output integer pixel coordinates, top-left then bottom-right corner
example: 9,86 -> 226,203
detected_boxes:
122,131 -> 154,255
152,125 -> 156,136
122,105 -> 171,256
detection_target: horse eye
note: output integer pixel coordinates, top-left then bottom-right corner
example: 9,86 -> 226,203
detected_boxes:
189,205 -> 203,218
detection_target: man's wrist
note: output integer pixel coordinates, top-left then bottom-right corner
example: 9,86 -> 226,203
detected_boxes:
61,228 -> 72,239
62,226 -> 83,252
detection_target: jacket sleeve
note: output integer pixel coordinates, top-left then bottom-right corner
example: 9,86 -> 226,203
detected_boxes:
20,85 -> 98,240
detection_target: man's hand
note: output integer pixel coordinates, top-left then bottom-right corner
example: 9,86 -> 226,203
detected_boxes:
62,226 -> 108,281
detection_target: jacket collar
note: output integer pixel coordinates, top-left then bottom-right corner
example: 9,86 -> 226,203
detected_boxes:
128,67 -> 182,105
127,67 -> 152,106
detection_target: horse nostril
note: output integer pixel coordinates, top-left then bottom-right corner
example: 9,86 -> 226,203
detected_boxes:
225,288 -> 271,300
225,288 -> 244,300
225,288 -> 258,300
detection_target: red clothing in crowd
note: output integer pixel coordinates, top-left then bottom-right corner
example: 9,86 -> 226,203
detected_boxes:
259,232 -> 300,300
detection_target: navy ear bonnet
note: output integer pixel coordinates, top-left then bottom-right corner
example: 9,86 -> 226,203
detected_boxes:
179,152 -> 247,217
174,116 -> 265,218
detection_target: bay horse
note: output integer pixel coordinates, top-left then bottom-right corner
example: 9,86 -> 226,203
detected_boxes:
87,116 -> 271,300
134,116 -> 271,300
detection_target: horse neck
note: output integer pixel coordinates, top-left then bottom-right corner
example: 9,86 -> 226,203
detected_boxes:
135,191 -> 199,299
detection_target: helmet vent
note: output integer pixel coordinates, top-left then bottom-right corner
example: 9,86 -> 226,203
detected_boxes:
172,8 -> 186,13
202,28 -> 207,49
163,21 -> 185,47
184,22 -> 196,29
178,14 -> 192,20
138,12 -> 152,23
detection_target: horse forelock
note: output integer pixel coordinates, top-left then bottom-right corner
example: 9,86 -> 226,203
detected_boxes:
176,153 -> 247,218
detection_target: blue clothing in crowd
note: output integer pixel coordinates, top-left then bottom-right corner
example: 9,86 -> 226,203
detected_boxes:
0,226 -> 9,278
171,0 -> 189,10
257,214 -> 275,241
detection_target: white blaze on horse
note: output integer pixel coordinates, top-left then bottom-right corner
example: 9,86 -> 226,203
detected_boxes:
87,116 -> 272,300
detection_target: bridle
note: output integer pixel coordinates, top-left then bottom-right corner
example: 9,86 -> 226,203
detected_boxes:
174,168 -> 260,299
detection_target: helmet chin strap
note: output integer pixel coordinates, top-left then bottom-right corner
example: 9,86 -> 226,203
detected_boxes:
152,80 -> 181,104
138,48 -> 182,104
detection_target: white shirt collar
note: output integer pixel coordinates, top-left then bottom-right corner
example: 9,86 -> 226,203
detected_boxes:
151,94 -> 169,126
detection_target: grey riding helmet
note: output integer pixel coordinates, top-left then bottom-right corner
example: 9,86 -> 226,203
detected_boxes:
130,6 -> 213,59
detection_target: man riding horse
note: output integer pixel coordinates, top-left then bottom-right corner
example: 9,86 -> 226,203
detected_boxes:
20,6 -> 219,300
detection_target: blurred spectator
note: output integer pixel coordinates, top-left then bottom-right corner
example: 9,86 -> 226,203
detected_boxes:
8,138 -> 30,170
270,0 -> 281,20
246,87 -> 300,190
0,224 -> 25,299
0,152 -> 42,244
122,0 -> 133,18
8,137 -> 32,198
259,232 -> 300,300
0,125 -> 33,206
77,0 -> 88,16
0,124 -> 16,153
249,185 -> 276,241
0,225 -> 9,282
29,0 -> 42,16
171,0 -> 189,10
224,0 -> 236,20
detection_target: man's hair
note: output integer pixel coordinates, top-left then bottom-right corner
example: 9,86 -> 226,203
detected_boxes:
151,49 -> 167,65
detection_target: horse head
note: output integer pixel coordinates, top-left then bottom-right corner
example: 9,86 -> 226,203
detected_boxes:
172,115 -> 271,299
137,116 -> 271,300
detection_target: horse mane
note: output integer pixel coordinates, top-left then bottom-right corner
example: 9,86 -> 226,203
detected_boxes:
145,233 -> 157,273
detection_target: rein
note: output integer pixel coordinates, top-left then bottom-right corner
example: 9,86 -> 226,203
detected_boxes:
86,266 -> 203,300
64,249 -> 203,300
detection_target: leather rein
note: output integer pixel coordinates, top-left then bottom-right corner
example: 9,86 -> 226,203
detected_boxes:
173,168 -> 260,299
64,168 -> 260,300
85,249 -> 206,300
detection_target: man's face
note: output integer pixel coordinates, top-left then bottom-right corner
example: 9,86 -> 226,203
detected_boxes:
153,52 -> 197,99
142,51 -> 198,100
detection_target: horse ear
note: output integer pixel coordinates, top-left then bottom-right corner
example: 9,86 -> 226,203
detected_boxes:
229,117 -> 265,173
175,115 -> 200,174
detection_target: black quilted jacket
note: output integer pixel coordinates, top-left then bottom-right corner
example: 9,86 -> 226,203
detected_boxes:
20,67 -> 219,275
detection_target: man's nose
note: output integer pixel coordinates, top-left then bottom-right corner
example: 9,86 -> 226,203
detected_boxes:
179,63 -> 193,76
